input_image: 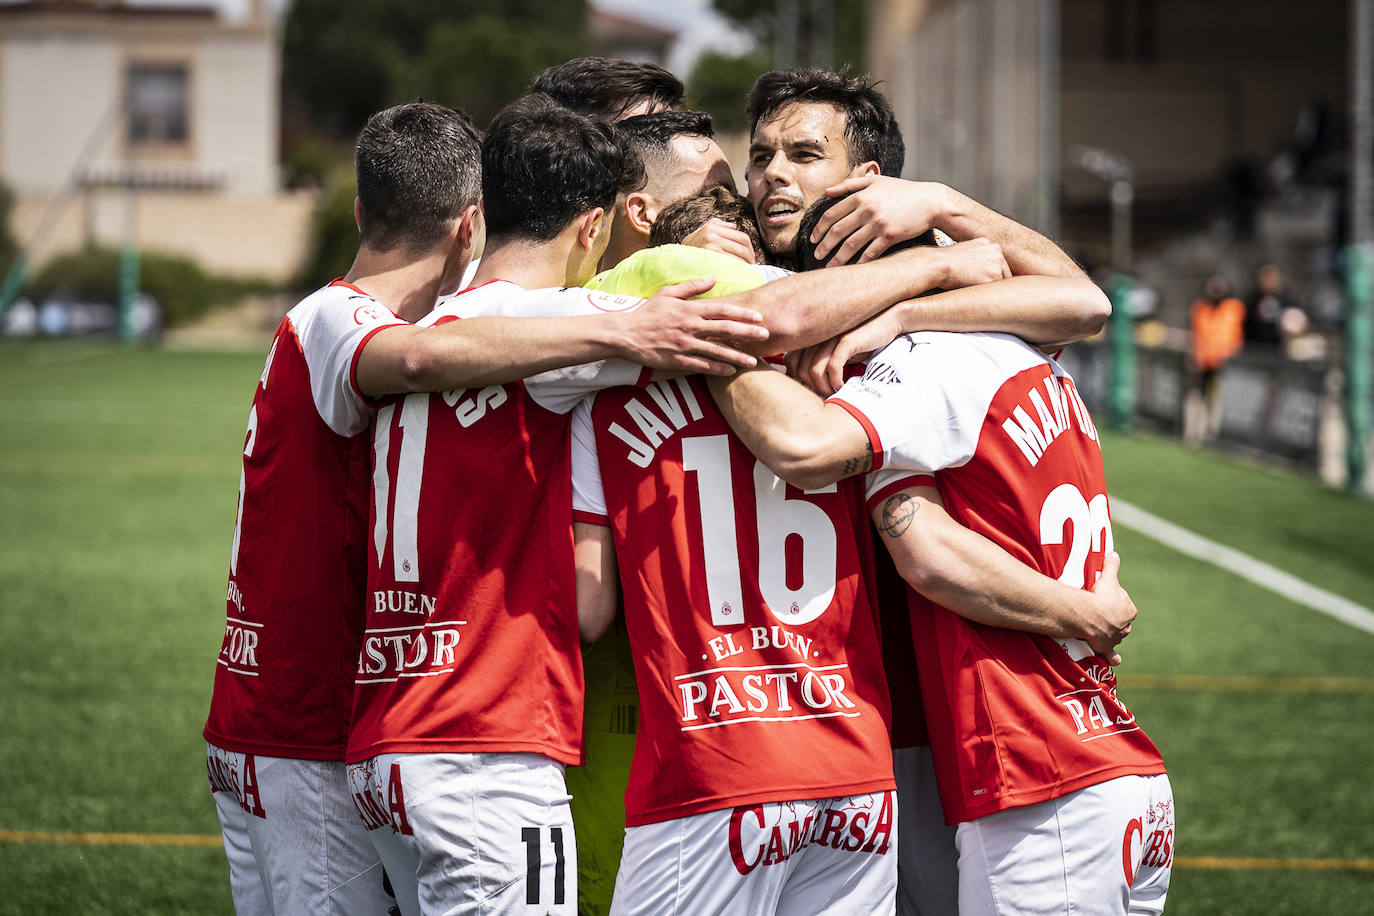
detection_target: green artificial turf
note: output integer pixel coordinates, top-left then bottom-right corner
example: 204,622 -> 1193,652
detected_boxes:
0,344 -> 1370,914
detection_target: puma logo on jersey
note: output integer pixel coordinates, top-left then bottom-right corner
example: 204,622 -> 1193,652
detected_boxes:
608,377 -> 704,468
727,791 -> 893,875
1000,374 -> 1098,467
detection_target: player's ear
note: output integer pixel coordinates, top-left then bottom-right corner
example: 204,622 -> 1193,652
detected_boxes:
624,192 -> 655,237
455,203 -> 483,258
578,207 -> 607,252
353,198 -> 364,233
848,160 -> 880,180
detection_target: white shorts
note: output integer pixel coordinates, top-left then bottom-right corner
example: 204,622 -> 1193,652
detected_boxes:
206,743 -> 392,916
347,752 -> 576,916
610,790 -> 897,916
955,773 -> 1174,916
892,746 -> 958,916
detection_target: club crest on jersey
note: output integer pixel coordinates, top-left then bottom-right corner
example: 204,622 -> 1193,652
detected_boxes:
353,304 -> 394,326
727,792 -> 893,875
584,291 -> 641,312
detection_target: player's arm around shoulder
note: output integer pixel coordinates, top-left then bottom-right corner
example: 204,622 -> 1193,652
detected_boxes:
353,281 -> 770,398
706,364 -> 873,491
717,240 -> 1010,355
885,273 -> 1110,349
812,174 -> 1089,281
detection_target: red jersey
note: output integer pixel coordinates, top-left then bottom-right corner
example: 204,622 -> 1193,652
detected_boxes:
204,280 -> 405,759
831,332 -> 1166,824
345,281 -> 650,766
572,375 -> 896,827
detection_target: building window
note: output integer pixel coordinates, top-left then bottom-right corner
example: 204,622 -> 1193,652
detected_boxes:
127,63 -> 189,144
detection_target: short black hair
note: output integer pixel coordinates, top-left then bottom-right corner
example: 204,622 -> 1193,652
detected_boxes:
616,109 -> 714,187
795,194 -> 936,272
747,67 -> 896,172
882,112 -> 906,178
530,56 -> 685,121
354,102 -> 481,253
481,93 -> 645,243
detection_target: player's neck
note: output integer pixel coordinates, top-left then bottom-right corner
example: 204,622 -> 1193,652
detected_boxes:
343,245 -> 449,323
472,234 -> 584,290
600,222 -> 647,271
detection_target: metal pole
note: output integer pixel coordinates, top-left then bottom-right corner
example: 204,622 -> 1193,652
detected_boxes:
118,78 -> 139,342
1110,178 -> 1133,275
1109,273 -> 1136,432
1347,0 -> 1373,492
118,175 -> 139,342
1037,0 -> 1060,238
0,99 -> 121,317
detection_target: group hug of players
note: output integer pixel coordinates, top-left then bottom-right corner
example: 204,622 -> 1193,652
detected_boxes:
203,56 -> 1175,916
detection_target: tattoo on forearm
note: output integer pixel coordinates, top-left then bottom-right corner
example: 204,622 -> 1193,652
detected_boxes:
878,493 -> 917,538
843,440 -> 874,476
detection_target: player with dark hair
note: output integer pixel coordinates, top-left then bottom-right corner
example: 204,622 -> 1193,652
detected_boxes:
530,55 -> 684,121
707,195 -> 1172,916
600,108 -> 741,267
745,66 -> 1085,282
341,91 -> 881,914
795,194 -> 935,273
203,98 -> 769,916
341,87 -> 1033,914
744,66 -> 894,265
576,197 -> 1128,915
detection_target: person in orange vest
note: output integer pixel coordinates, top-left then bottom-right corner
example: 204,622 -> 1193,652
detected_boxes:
1189,273 -> 1245,439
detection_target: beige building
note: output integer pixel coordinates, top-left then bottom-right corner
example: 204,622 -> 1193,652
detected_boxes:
0,0 -> 313,282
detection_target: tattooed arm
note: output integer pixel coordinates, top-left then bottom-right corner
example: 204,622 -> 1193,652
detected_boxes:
705,365 -> 874,491
874,486 -> 1136,662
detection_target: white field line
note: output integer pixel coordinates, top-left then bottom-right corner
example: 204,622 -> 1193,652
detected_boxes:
1112,500 -> 1374,637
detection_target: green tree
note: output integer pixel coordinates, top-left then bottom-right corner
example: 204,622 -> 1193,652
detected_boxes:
283,0 -> 588,132
296,165 -> 360,290
689,2 -> 868,136
708,0 -> 866,72
688,48 -> 772,132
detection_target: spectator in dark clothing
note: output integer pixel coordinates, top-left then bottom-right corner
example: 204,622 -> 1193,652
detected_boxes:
1244,264 -> 1308,354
